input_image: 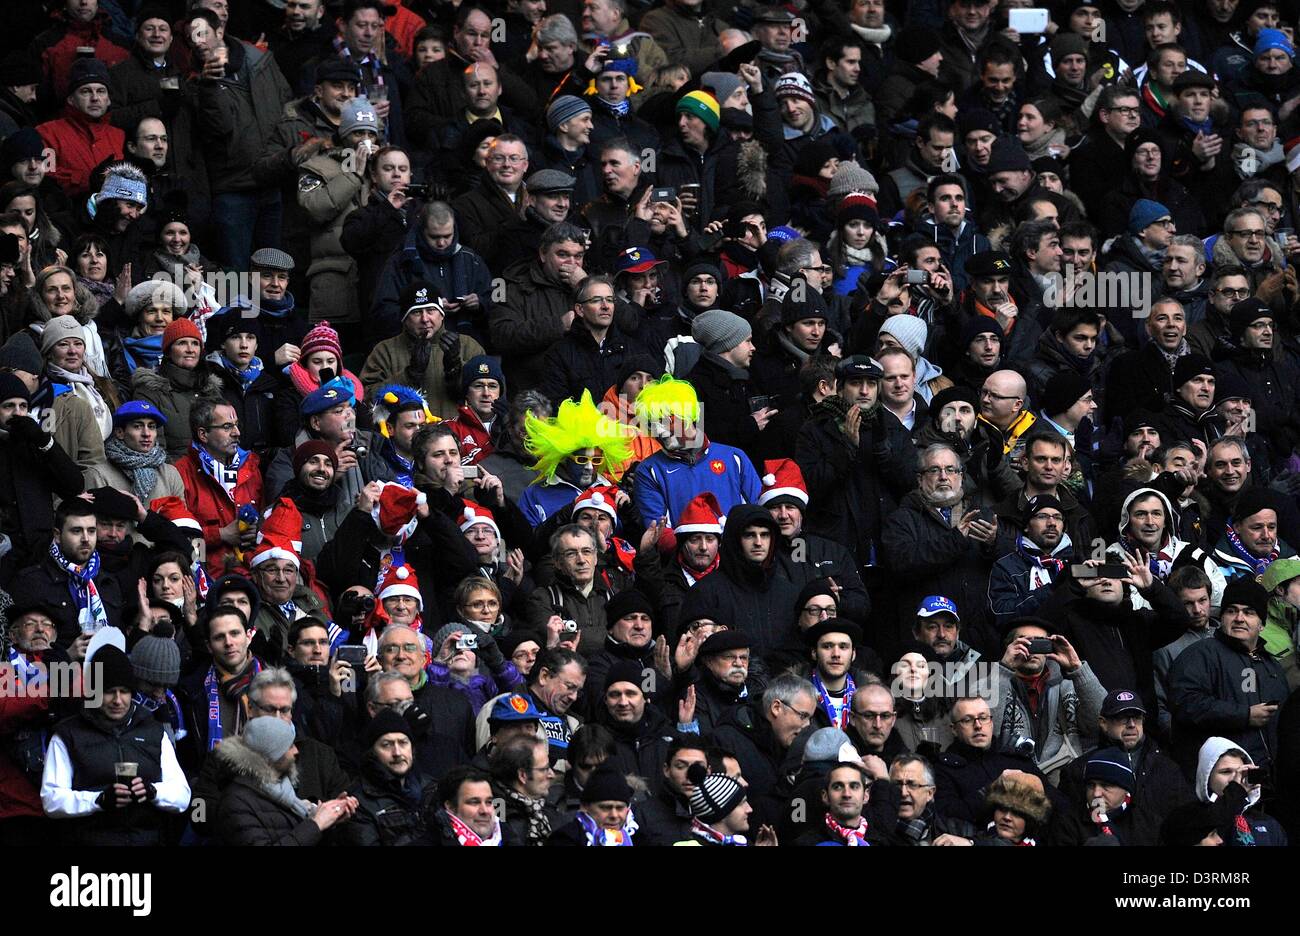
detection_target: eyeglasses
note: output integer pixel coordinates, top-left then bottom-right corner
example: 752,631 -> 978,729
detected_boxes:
1228,229 -> 1266,239
1106,105 -> 1140,116
892,779 -> 934,791
559,548 -> 597,561
526,764 -> 555,775
780,700 -> 815,724
802,265 -> 832,274
802,605 -> 836,617
569,453 -> 604,465
853,710 -> 896,722
1248,199 -> 1282,214
1244,119 -> 1276,129
955,713 -> 993,727
465,599 -> 500,611
381,642 -> 422,655
204,422 -> 239,432
580,295 -> 615,306
1216,287 -> 1251,298
979,390 -> 1021,402
253,703 -> 293,716
489,154 -> 527,165
921,465 -> 964,477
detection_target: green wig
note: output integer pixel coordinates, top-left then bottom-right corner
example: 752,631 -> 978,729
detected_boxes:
525,390 -> 635,480
633,374 -> 701,423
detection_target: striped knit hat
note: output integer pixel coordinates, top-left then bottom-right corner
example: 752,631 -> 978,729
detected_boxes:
677,90 -> 720,131
686,762 -> 747,822
301,320 -> 343,361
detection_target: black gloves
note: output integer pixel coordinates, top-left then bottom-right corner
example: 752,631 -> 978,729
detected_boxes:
440,330 -> 463,393
6,415 -> 50,448
475,631 -> 504,669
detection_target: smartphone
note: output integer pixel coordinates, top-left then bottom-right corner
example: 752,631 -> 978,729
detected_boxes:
1008,7 -> 1049,33
977,507 -> 996,524
749,395 -> 776,413
905,269 -> 931,286
1026,637 -> 1055,655
463,464 -> 479,479
1072,563 -> 1128,579
405,183 -> 431,198
651,186 -> 676,203
336,645 -> 367,667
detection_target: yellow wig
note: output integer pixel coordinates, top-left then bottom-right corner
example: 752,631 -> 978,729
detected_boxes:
633,375 -> 701,424
525,391 -> 634,480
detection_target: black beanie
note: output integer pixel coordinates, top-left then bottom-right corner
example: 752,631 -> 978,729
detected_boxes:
960,315 -> 1005,348
604,589 -> 654,630
604,658 -> 647,693
894,26 -> 942,65
93,644 -> 136,692
582,765 -> 634,803
1228,298 -> 1273,342
931,384 -> 980,415
616,353 -> 662,393
1172,353 -> 1214,389
781,278 -> 830,325
364,708 -> 414,748
793,140 -> 837,179
1221,577 -> 1269,621
1233,488 -> 1278,525
1039,371 -> 1092,417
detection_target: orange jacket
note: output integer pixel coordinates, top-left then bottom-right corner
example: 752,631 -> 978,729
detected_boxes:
36,106 -> 125,198
600,385 -> 661,480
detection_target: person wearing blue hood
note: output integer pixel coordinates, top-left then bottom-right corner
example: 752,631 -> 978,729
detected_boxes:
370,199 -> 494,345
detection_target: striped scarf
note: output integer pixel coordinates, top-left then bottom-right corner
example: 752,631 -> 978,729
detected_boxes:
48,541 -> 108,633
445,809 -> 503,846
192,441 -> 248,501
1224,522 -> 1278,577
576,809 -> 636,845
690,817 -> 746,845
824,812 -> 870,845
503,787 -> 553,845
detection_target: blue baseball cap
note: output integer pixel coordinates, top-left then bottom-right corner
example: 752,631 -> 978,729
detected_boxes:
113,399 -> 167,428
301,376 -> 356,416
767,225 -> 800,243
489,693 -> 543,722
616,247 -> 665,275
916,595 -> 960,621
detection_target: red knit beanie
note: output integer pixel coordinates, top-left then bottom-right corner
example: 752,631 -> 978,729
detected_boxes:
162,318 -> 202,353
300,321 -> 343,361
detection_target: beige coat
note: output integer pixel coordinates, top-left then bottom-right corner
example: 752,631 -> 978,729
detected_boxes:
359,328 -> 485,420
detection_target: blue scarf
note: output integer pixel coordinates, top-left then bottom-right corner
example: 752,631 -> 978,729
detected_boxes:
1180,115 -> 1215,137
203,658 -> 263,750
192,441 -> 250,502
210,351 -> 265,393
7,647 -> 44,686
690,817 -> 747,845
326,621 -> 351,653
594,96 -> 630,118
48,542 -> 108,633
811,670 -> 855,730
1225,522 -> 1278,577
576,810 -> 635,845
381,439 -> 414,487
258,293 -> 296,319
122,333 -> 164,373
134,689 -> 187,740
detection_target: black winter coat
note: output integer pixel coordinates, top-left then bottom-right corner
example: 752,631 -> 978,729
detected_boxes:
596,703 -> 677,796
932,740 -> 1055,827
0,433 -> 83,580
207,359 -> 281,457
213,735 -> 324,846
192,40 -> 293,194
335,756 -> 429,846
1104,341 -> 1177,427
683,352 -> 771,456
708,701 -> 803,830
1057,737 -> 1192,845
538,320 -> 641,407
881,490 -> 1002,656
678,505 -> 801,660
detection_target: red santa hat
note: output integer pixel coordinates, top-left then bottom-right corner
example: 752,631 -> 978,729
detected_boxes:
371,482 -> 427,543
150,496 -> 201,532
574,484 -> 619,522
249,498 -> 303,569
674,492 -> 725,535
458,501 -> 500,538
758,458 -> 809,508
376,563 -> 423,610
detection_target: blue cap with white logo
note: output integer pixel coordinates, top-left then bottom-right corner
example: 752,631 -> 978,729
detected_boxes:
113,399 -> 168,428
916,595 -> 960,621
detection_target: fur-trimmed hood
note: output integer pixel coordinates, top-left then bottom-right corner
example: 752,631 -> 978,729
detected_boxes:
984,770 -> 1052,824
28,266 -> 99,325
130,361 -> 224,397
736,140 -> 768,201
213,734 -> 282,786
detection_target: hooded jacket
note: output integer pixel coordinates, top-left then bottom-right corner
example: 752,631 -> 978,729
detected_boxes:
678,504 -> 801,659
1108,487 -> 1227,612
1192,735 -> 1287,845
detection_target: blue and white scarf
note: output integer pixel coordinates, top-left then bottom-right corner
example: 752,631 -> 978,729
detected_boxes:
134,689 -> 187,741
576,809 -> 636,846
122,333 -> 164,373
192,440 -> 250,502
7,647 -> 44,686
49,541 -> 108,633
1225,522 -> 1278,578
594,96 -> 630,118
811,670 -> 855,731
209,350 -> 265,393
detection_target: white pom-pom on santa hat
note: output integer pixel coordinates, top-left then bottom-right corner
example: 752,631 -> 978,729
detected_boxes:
395,567 -> 409,580
464,507 -> 477,520
592,492 -> 605,505
762,474 -> 777,486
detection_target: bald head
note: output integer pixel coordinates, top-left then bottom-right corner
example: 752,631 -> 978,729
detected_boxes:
980,369 -> 1026,429
463,61 -> 501,115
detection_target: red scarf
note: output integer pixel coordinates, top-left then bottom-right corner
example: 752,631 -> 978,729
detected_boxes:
824,812 -> 870,845
677,550 -> 721,585
445,809 -> 501,845
1017,669 -> 1050,717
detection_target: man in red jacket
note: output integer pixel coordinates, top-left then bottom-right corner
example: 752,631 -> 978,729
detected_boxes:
36,57 -> 126,199
33,0 -> 130,107
175,396 -> 265,575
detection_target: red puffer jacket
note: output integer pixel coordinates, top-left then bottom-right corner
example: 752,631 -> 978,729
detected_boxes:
0,691 -> 48,821
445,403 -> 495,465
36,106 -> 125,198
175,447 -> 265,575
34,11 -> 129,103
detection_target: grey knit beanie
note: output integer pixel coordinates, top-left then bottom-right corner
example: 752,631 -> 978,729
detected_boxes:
242,716 -> 296,762
0,332 -> 41,374
701,71 -> 744,106
879,313 -> 928,360
130,632 -> 181,687
828,160 -> 878,199
691,309 -> 752,355
546,94 -> 592,132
